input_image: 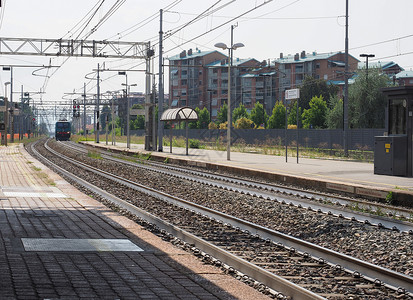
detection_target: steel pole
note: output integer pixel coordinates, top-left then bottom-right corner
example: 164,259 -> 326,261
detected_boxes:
125,74 -> 130,149
343,0 -> 349,156
158,9 -> 164,152
97,64 -> 100,143
10,67 -> 14,142
83,83 -> 87,139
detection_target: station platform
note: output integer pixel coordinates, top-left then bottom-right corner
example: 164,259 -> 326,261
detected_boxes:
0,144 -> 267,300
84,141 -> 413,205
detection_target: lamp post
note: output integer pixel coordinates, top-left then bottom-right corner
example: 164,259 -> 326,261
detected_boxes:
214,25 -> 244,161
360,54 -> 375,81
118,71 -> 137,149
3,67 -> 13,142
3,82 -> 10,146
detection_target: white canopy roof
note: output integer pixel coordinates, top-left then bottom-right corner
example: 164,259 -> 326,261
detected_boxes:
160,107 -> 198,121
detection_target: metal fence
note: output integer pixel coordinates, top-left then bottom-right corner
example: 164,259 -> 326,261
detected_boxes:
131,128 -> 386,151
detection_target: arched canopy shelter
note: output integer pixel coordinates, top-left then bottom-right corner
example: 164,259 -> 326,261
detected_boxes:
160,107 -> 199,155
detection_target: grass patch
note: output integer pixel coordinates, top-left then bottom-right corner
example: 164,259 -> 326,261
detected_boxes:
87,150 -> 102,159
30,166 -> 56,186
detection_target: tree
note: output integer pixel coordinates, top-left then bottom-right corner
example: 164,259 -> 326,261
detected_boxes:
348,68 -> 390,128
287,101 -> 302,127
131,115 -> 145,129
325,95 -> 343,129
302,95 -> 327,129
299,76 -> 339,110
217,103 -> 228,124
100,105 -> 111,130
189,107 -> 201,129
235,117 -> 254,129
268,101 -> 286,129
197,107 -> 210,129
250,102 -> 268,128
130,104 -> 144,130
232,103 -> 249,122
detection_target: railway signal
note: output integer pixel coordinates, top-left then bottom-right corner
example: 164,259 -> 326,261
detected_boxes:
73,100 -> 77,117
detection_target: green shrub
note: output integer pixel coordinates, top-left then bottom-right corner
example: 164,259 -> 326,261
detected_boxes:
189,139 -> 200,149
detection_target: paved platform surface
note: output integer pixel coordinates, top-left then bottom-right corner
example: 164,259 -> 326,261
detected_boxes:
0,144 -> 268,300
85,141 -> 413,201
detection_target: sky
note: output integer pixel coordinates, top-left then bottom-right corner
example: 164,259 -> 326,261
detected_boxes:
0,0 -> 412,123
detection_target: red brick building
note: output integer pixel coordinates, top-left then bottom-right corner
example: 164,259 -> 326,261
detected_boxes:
274,51 -> 360,103
168,49 -> 226,109
207,57 -> 259,119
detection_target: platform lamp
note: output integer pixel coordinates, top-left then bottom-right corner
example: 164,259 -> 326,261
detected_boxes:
360,54 -> 375,82
3,82 -> 10,146
118,71 -> 137,149
214,27 -> 244,161
3,67 -> 13,142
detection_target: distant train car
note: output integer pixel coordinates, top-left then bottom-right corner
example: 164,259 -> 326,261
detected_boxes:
55,120 -> 71,141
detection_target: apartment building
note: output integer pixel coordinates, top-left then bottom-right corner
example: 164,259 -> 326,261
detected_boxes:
168,49 -> 361,120
395,70 -> 413,86
240,65 -> 277,116
274,51 -> 359,102
207,57 -> 259,119
168,49 -> 226,109
358,61 -> 403,76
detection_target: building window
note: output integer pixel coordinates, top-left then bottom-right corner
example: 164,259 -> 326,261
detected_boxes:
181,79 -> 187,86
181,89 -> 187,96
244,78 -> 252,87
295,64 -> 303,72
316,63 -> 320,69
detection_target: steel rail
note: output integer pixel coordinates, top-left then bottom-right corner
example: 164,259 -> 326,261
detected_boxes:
31,140 -> 325,300
65,141 -> 413,233
45,140 -> 413,295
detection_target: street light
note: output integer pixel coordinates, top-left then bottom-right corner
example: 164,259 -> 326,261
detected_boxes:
214,27 -> 244,161
107,90 -> 117,146
3,82 -> 11,146
3,67 -> 13,142
360,54 -> 375,81
118,71 -> 137,149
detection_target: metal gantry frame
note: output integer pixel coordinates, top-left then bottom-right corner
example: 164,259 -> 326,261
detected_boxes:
0,37 -> 154,148
0,37 -> 148,59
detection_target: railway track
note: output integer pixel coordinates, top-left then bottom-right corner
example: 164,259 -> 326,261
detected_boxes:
70,141 -> 413,233
27,139 -> 413,299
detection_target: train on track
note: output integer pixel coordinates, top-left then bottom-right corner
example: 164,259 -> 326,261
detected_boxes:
55,120 -> 71,141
